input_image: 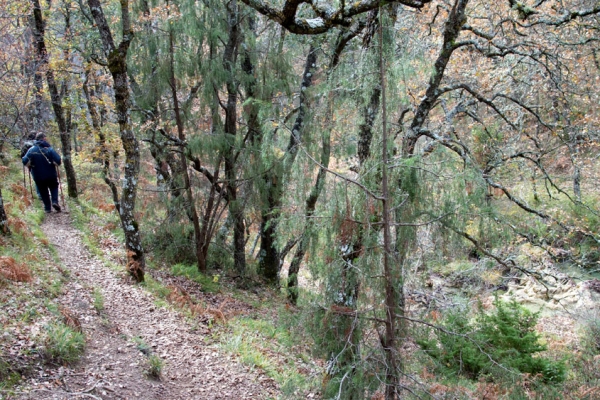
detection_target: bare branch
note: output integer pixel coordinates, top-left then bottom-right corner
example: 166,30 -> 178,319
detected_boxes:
239,0 -> 431,35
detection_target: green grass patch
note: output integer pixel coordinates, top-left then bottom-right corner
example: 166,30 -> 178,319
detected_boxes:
170,263 -> 220,293
0,355 -> 21,392
131,336 -> 164,379
141,275 -> 171,299
146,354 -> 164,379
221,315 -> 319,398
92,288 -> 105,312
132,335 -> 151,354
42,322 -> 85,365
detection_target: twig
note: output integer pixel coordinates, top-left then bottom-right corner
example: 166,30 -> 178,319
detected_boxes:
299,145 -> 384,201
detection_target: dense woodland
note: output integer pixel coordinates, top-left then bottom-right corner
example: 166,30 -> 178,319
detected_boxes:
1,0 -> 600,398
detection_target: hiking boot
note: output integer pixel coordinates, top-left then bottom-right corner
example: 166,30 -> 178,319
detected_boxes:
52,203 -> 61,212
45,209 -> 52,214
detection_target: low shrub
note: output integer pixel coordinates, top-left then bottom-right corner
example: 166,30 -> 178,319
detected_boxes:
418,297 -> 565,383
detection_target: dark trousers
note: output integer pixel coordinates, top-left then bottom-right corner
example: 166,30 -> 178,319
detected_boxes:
35,177 -> 59,212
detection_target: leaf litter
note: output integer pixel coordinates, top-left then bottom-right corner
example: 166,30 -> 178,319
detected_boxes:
7,212 -> 279,399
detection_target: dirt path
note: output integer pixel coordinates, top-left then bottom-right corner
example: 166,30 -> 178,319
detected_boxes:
16,211 -> 278,399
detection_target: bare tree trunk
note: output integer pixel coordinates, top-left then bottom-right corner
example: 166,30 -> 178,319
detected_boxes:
223,0 -> 246,276
87,0 -> 145,282
287,22 -> 362,302
167,17 -> 204,272
393,1 -> 469,397
258,44 -> 317,282
239,14 -> 282,282
378,11 -> 399,399
24,14 -> 47,133
196,162 -> 225,271
357,85 -> 381,166
0,188 -> 10,236
287,128 -> 329,303
31,0 -> 78,199
29,28 -> 46,133
83,63 -> 120,209
569,139 -> 582,201
573,166 -> 581,201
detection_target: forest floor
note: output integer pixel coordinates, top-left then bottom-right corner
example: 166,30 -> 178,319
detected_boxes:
8,210 -> 280,399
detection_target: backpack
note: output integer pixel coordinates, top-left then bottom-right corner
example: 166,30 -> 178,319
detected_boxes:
20,140 -> 35,158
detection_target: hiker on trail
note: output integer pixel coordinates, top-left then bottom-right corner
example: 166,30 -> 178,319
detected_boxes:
22,133 -> 62,214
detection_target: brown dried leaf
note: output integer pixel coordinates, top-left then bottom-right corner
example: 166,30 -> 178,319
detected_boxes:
0,256 -> 32,282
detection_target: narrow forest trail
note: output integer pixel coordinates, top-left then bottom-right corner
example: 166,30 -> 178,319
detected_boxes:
16,211 -> 278,399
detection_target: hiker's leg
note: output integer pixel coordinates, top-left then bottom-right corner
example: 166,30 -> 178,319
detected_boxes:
36,179 -> 52,212
49,178 -> 60,211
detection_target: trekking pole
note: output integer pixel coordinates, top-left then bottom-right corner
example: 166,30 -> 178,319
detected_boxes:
27,168 -> 34,198
22,166 -> 27,193
56,165 -> 65,209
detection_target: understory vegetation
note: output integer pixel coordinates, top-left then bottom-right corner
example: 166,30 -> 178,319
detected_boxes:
0,164 -> 87,389
2,0 -> 600,398
418,298 -> 565,383
2,145 -> 600,397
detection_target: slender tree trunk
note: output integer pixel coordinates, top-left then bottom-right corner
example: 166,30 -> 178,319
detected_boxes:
196,162 -> 224,271
358,86 -> 382,166
222,0 -> 246,276
29,26 -> 46,133
286,22 -> 363,301
24,15 -> 46,132
83,63 -> 120,209
167,18 -> 204,272
239,15 -> 282,280
573,165 -> 581,201
87,0 -> 145,282
393,1 -> 469,397
239,14 -> 286,283
568,139 -> 581,201
380,60 -> 399,400
31,0 -> 78,199
287,127 -> 330,303
258,44 -> 317,282
152,134 -> 186,222
0,188 -> 10,236
378,10 -> 400,399
258,190 -> 280,280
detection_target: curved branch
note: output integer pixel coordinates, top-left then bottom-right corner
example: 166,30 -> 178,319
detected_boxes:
239,0 -> 431,34
528,5 -> 600,27
403,0 -> 469,156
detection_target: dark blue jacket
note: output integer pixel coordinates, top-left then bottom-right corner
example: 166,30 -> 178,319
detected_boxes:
22,140 -> 62,181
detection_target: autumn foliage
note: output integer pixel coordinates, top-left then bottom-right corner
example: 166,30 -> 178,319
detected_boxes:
0,256 -> 32,283
165,284 -> 229,323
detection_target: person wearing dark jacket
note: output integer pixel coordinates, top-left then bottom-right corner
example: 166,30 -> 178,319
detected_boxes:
22,133 -> 62,213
